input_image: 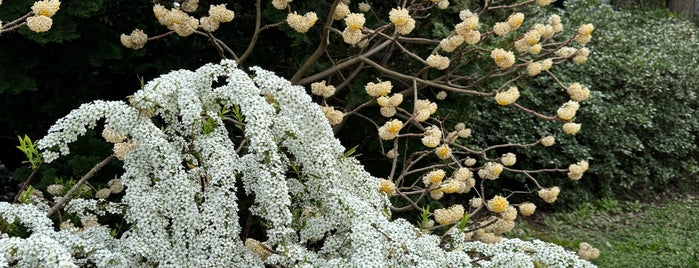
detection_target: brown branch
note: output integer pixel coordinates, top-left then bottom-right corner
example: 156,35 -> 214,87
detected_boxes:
290,0 -> 341,83
46,155 -> 115,217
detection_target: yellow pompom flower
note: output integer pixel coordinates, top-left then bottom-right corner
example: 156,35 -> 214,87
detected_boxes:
320,106 -> 344,125
577,24 -> 595,36
493,22 -> 511,36
272,0 -> 292,10
389,7 -> 415,35
538,186 -> 560,203
423,169 -> 446,186
120,29 -> 148,49
567,82 -> 591,101
487,195 -> 509,213
527,62 -> 543,76
500,152 -> 516,166
209,4 -> 234,23
563,122 -> 581,135
536,0 -> 556,6
540,135 -> 555,147
310,80 -> 336,98
461,30 -> 481,45
31,0 -> 60,17
287,12 -> 318,33
507,12 -> 524,29
440,180 -> 459,194
542,58 -> 554,70
200,17 -> 220,32
114,141 -> 138,161
464,157 -> 477,166
495,87 -> 520,106
365,81 -> 392,97
556,100 -> 580,121
455,16 -> 479,35
548,15 -> 563,33
358,2 -> 371,12
434,205 -> 464,225
470,197 -> 483,208
578,242 -> 601,260
453,168 -> 473,182
26,15 -> 52,33
478,162 -> 504,180
379,179 -> 396,195
334,2 -> 350,20
345,13 -> 365,31
573,47 -> 591,64
439,35 -> 464,52
378,119 -> 403,140
426,54 -> 450,70
102,128 -> 126,144
491,49 -> 515,68
519,202 -> 536,216
342,28 -> 363,45
435,144 -> 452,160
501,206 -> 518,221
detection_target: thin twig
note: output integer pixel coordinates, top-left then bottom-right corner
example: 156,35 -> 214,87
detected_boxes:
47,155 -> 115,217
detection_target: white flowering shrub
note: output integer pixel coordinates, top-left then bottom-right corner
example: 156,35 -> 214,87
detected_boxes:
0,61 -> 596,267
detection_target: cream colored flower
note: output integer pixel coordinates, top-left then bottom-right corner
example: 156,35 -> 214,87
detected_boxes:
440,180 -> 460,194
434,205 -> 464,225
439,35 -> 464,52
536,0 -> 556,6
321,106 -> 344,125
555,47 -> 577,58
334,2 -> 350,20
423,169 -> 446,186
26,15 -> 52,33
95,188 -> 111,199
501,206 -> 518,221
453,168 -> 473,182
287,12 -> 318,33
378,119 -> 403,140
507,12 -> 524,30
500,152 -> 516,166
199,17 -> 220,32
272,0 -> 292,10
181,0 -> 198,13
470,197 -> 482,208
31,0 -> 60,17
379,179 -> 396,195
310,80 -> 336,98
455,16 -> 479,35
478,162 -> 503,180
542,58 -> 554,70
386,148 -> 398,158
46,184 -> 64,196
108,178 -> 124,194
494,87 -> 519,106
548,14 -> 563,33
435,91 -> 447,100
540,135 -> 555,147
365,81 -> 392,97
430,188 -> 444,200
557,100 -> 580,121
169,13 -> 199,37
529,44 -> 542,55
342,28 -> 363,45
577,23 -> 595,36
414,99 -> 437,122
102,128 -> 127,143
437,0 -> 449,9
567,82 -> 590,101
464,157 -> 477,166
389,7 -> 415,35
245,238 -> 272,261
538,186 -> 560,203
461,30 -> 481,45
493,22 -> 511,36
491,49 -> 515,68
209,4 -> 234,23
527,62 -> 543,76
563,122 -> 581,135
573,47 -> 591,64
435,144 -> 452,160
380,107 -> 396,118
426,54 -> 450,70
345,13 -> 365,31
114,141 -> 138,160
519,202 -> 536,216
358,2 -> 371,12
487,195 -> 509,213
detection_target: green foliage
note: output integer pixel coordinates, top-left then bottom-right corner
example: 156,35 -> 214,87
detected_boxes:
16,135 -> 42,169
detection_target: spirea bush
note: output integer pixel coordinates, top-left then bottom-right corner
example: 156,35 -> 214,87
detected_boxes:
0,61 -> 595,267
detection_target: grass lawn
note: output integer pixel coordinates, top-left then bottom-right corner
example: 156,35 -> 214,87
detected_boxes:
512,192 -> 699,267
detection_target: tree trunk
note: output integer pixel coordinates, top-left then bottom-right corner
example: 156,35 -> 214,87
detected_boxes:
667,0 -> 695,20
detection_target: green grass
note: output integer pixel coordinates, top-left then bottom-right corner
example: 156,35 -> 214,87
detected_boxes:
512,193 -> 699,267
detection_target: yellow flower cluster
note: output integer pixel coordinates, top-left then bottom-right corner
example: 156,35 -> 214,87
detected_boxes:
287,11 -> 318,33
500,152 -> 516,166
120,29 -> 148,49
437,0 -> 450,9
478,162 -> 504,180
310,80 -> 336,98
114,141 -> 138,161
389,7 -> 415,35
540,135 -> 555,147
555,46 -> 577,58
487,195 -> 509,213
439,178 -> 469,194
377,93 -> 403,117
538,186 -> 560,203
556,100 -> 580,121
334,2 -> 350,20
272,0 -> 292,10
464,157 -> 477,166
320,106 -> 344,125
433,205 -> 464,225
536,0 -> 557,6
526,58 -> 553,76
515,29 -> 542,54
26,14 -> 53,33
573,47 -> 591,64
379,178 -> 396,195
422,126 -> 442,148
209,4 -> 235,23
507,12 -> 525,30
378,119 -> 403,140
423,169 -> 446,187
548,14 -> 563,33
435,91 -> 447,100
567,83 -> 591,102
414,99 -> 437,122
518,202 -> 536,216
365,81 -> 392,97
358,2 -> 371,12
578,242 -> 601,260
485,218 -> 515,234
180,0 -> 198,13
439,35 -> 464,52
495,86 -> 520,106
426,54 -> 450,70
563,122 -> 581,135
501,206 -> 518,221
153,5 -> 199,36
245,238 -> 272,261
576,24 -> 595,45
490,49 -> 515,69
568,160 -> 589,180
493,22 -> 511,36
342,13 -> 365,44
102,128 -> 127,144
454,123 -> 472,138
31,0 -> 60,17
435,144 -> 451,160
470,197 -> 483,208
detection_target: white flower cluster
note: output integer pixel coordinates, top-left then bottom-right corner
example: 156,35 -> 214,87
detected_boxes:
3,61 -> 596,267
